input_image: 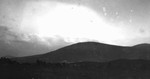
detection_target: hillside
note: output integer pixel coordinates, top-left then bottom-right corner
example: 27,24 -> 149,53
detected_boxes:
12,42 -> 150,63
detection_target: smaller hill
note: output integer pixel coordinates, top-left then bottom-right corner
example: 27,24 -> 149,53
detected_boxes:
12,42 -> 129,63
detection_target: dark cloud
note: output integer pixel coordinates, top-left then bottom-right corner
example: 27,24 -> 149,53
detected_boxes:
0,25 -> 8,31
0,26 -> 71,57
0,36 -> 71,57
1,37 -> 71,57
0,40 -> 19,57
0,26 -> 10,40
0,26 -> 9,34
0,25 -> 19,42
139,28 -> 146,34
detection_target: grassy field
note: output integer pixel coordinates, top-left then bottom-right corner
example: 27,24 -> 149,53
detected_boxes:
0,58 -> 150,79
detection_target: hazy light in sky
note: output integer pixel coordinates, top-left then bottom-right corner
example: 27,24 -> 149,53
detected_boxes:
1,0 -> 150,56
20,1 -> 126,45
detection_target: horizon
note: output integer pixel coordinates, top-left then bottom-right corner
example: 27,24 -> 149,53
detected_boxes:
3,41 -> 150,58
0,0 -> 150,57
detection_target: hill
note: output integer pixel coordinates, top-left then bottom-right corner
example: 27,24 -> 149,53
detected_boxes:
12,42 -> 150,63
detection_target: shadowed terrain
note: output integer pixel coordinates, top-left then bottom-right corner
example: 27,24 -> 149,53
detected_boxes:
1,42 -> 150,79
12,42 -> 150,63
1,58 -> 150,79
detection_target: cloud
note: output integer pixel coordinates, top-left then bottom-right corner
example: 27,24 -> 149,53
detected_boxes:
0,26 -> 12,41
0,25 -> 71,57
0,25 -> 22,43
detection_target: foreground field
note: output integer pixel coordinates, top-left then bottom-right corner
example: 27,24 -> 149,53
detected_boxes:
0,58 -> 150,79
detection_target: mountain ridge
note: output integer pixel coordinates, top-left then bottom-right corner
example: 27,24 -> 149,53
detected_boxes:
12,41 -> 150,63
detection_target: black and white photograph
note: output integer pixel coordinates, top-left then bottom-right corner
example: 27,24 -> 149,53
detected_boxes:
0,0 -> 150,79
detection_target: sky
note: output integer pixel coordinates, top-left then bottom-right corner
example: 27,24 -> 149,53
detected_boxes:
0,0 -> 150,57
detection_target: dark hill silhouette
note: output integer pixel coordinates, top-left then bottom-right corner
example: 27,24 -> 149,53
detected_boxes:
12,42 -> 150,63
2,55 -> 15,58
134,43 -> 150,47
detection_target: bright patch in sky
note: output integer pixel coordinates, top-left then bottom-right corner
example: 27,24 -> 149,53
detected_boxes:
20,1 -> 125,45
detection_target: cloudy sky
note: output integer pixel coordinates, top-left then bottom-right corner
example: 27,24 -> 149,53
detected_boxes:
0,0 -> 150,57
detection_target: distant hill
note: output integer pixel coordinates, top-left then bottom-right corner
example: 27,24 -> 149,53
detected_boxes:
2,55 -> 15,58
12,42 -> 150,63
